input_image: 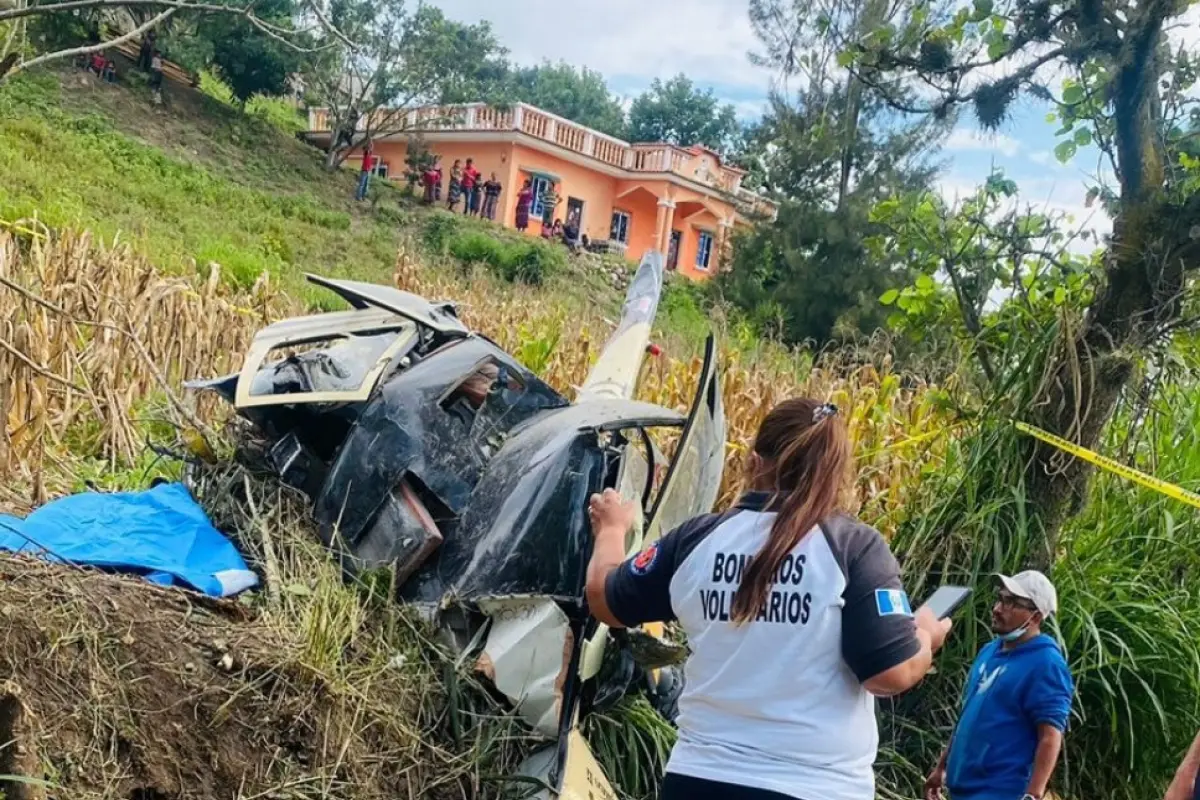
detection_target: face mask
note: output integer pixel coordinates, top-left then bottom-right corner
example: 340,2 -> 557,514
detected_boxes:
997,611 -> 1036,642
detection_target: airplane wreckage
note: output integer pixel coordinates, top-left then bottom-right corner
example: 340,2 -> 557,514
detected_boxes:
190,252 -> 727,798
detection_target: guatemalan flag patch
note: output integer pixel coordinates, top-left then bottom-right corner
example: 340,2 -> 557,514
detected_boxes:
875,588 -> 913,617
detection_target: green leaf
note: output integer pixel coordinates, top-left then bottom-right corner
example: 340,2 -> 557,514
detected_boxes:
886,312 -> 907,329
1054,140 -> 1077,163
836,49 -> 856,68
971,0 -> 993,21
1062,84 -> 1084,105
987,37 -> 1008,60
874,198 -> 900,218
1073,128 -> 1093,146
916,273 -> 935,290
880,288 -> 900,305
1045,111 -> 1057,123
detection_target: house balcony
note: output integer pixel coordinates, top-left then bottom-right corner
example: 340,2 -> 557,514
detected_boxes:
306,103 -> 779,222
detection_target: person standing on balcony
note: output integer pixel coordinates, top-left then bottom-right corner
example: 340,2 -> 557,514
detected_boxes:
483,173 -> 502,221
355,140 -> 375,202
446,160 -> 463,211
515,178 -> 534,232
924,571 -> 1074,800
585,398 -> 953,800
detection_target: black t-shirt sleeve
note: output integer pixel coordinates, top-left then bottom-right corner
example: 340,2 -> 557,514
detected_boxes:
825,519 -> 921,682
602,512 -> 726,628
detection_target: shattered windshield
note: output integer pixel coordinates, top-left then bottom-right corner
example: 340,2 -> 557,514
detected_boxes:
248,331 -> 404,397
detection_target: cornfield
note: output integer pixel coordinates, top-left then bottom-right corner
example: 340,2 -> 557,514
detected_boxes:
3,227 -> 1198,800
1,229 -> 954,531
0,225 -> 955,798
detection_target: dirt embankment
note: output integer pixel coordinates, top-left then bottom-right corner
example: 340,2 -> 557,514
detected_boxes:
0,465 -> 528,800
0,556 -> 304,800
0,551 -> 474,800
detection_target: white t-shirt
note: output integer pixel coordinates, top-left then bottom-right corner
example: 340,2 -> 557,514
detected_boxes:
605,491 -> 920,800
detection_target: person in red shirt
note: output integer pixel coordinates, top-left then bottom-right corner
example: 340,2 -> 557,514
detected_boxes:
459,158 -> 480,215
355,140 -> 375,201
421,158 -> 439,205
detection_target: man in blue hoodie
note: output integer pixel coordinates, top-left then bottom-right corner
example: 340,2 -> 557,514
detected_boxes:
923,570 -> 1074,800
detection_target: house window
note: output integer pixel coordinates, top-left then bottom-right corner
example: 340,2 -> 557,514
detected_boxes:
372,161 -> 389,179
530,176 -> 552,218
610,210 -> 631,243
696,231 -> 714,270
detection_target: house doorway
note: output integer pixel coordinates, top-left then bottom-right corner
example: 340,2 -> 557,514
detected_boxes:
667,230 -> 682,270
566,197 -> 585,227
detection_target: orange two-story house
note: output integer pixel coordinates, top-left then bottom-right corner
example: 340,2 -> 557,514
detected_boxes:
304,103 -> 778,279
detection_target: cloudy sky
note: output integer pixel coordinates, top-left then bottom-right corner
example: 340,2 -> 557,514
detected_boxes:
426,0 -> 1199,243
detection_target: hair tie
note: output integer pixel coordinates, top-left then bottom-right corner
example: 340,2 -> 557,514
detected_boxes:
813,403 -> 839,423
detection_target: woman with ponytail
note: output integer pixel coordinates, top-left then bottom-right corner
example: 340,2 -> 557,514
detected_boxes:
586,398 -> 952,800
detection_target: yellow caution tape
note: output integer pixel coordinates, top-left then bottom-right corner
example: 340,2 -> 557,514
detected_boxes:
1014,421 -> 1200,510
854,423 -> 962,462
0,219 -> 48,240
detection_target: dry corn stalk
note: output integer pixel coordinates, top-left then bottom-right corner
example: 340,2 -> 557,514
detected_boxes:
1,230 -> 954,537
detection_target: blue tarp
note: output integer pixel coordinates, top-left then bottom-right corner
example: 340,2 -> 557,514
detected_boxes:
0,482 -> 258,598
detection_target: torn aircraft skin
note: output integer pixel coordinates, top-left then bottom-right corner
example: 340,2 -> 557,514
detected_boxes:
190,251 -> 726,796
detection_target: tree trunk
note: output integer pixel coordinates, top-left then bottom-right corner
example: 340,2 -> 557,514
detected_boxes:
1013,6 -> 1200,565
323,146 -> 341,171
1022,190 -> 1200,567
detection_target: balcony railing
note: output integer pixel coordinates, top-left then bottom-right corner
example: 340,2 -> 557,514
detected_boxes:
307,102 -> 777,215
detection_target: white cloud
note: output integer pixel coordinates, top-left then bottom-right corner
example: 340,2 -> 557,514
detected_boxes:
1028,150 -> 1072,172
945,127 -> 1021,157
426,0 -> 772,100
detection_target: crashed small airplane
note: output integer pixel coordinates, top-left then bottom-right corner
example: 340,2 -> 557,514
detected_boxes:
190,251 -> 726,797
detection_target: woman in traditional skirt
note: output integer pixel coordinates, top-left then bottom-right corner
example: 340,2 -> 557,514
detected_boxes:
515,178 -> 534,232
446,160 -> 463,211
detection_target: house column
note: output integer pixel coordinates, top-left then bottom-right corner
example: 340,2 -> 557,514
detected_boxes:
715,217 -> 735,272
653,201 -> 668,251
655,199 -> 676,254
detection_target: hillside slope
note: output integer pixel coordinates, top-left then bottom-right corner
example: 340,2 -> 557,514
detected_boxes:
0,67 -> 637,316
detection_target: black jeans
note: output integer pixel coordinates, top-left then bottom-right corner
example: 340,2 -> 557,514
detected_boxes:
661,773 -> 800,799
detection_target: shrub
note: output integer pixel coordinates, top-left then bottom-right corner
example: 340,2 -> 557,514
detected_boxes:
246,96 -> 306,136
448,230 -> 501,265
441,227 -> 566,286
501,239 -> 566,285
422,212 -> 462,255
660,279 -> 711,344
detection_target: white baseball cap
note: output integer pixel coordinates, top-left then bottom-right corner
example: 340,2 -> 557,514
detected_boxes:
996,570 -> 1058,618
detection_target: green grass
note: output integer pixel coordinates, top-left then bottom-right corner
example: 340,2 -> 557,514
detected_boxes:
0,67 -> 666,342
876,328 -> 1200,800
0,69 -> 417,298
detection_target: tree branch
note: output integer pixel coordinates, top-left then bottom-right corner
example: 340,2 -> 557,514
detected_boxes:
0,0 -> 356,58
1110,0 -> 1171,199
1,0 -> 236,23
855,45 -> 1069,115
7,6 -> 176,76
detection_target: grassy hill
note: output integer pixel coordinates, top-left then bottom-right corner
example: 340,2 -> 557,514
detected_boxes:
0,66 -> 650,319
